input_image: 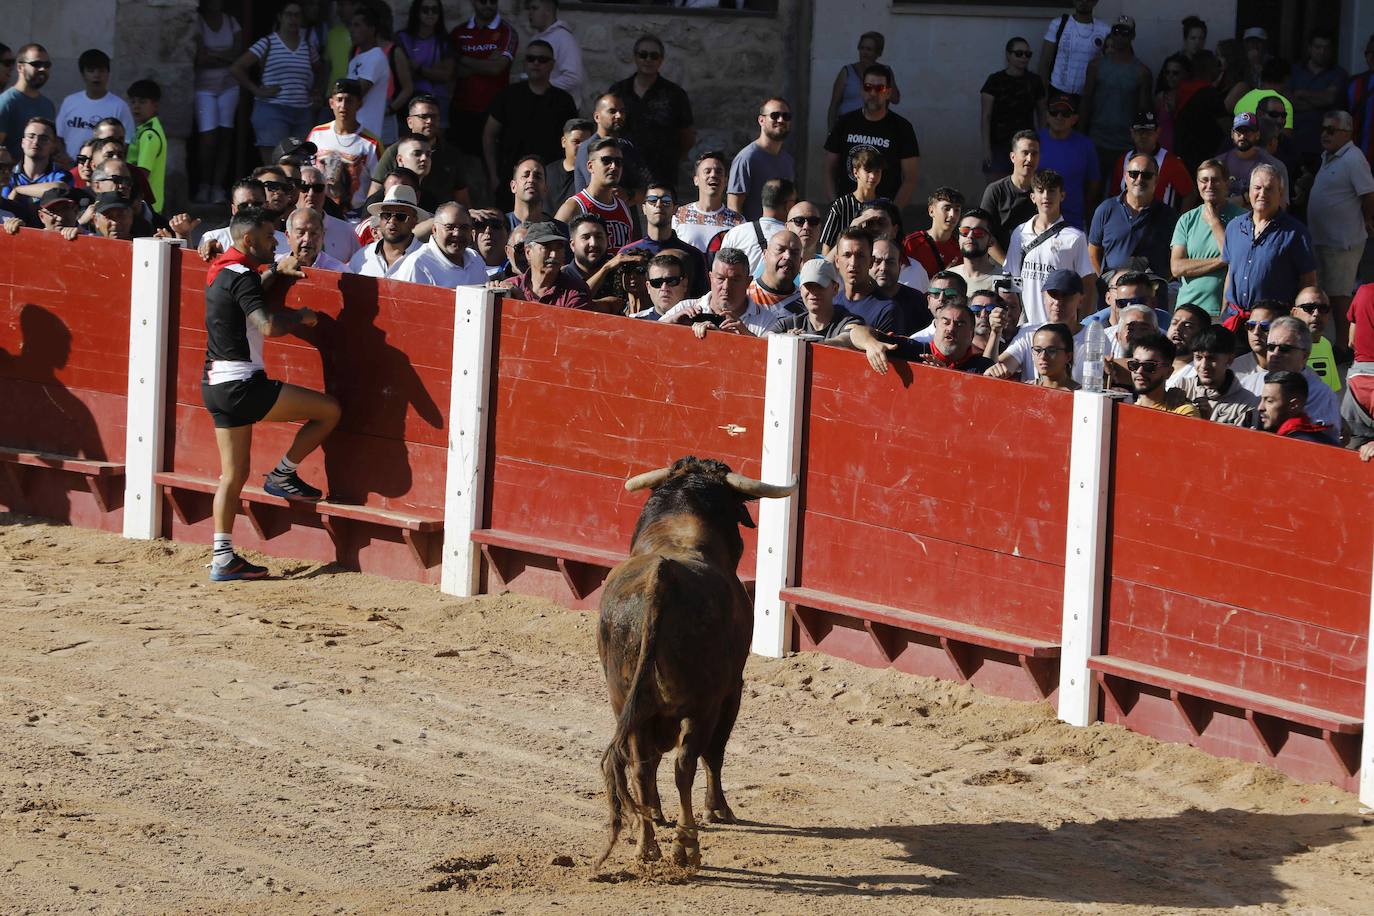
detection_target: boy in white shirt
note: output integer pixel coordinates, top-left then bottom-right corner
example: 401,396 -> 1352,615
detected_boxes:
55,49 -> 134,156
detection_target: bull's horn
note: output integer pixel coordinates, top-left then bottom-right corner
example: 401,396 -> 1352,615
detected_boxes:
624,467 -> 674,492
726,473 -> 797,499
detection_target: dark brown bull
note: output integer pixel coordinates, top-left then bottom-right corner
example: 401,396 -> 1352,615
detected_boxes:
594,456 -> 794,869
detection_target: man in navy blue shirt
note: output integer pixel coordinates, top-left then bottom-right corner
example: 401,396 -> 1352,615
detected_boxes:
1221,163 -> 1317,323
1087,152 -> 1177,280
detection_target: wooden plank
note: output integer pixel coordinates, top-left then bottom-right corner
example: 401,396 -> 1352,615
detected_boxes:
0,448 -> 124,476
155,471 -> 441,531
471,527 -> 626,569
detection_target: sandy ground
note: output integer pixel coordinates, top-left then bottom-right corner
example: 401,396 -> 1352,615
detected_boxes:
2,514 -> 1372,915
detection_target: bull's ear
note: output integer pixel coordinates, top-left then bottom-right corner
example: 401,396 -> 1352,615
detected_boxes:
737,502 -> 757,529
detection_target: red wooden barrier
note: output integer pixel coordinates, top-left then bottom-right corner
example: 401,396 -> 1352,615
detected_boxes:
0,231 -> 130,530
478,298 -> 767,607
1098,405 -> 1373,790
156,249 -> 455,582
782,346 -> 1074,702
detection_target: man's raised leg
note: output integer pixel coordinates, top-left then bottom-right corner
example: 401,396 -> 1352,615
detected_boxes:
261,384 -> 341,501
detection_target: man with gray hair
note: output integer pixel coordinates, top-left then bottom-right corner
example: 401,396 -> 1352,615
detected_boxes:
661,247 -> 785,336
393,202 -> 488,287
282,207 -> 350,273
296,164 -> 360,264
1307,109 -> 1374,350
1237,314 -> 1342,431
1221,162 -> 1316,319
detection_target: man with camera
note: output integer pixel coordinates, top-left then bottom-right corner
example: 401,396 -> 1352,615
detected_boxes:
659,247 -> 785,336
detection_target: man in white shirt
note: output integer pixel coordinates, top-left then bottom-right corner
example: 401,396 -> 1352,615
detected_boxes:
394,202 -> 488,287
718,177 -> 795,273
348,185 -> 426,278
986,268 -> 1088,381
1236,315 -> 1341,430
673,150 -> 743,252
198,178 -> 289,261
282,206 -> 349,272
659,247 -> 784,336
296,164 -> 359,263
308,79 -> 383,210
1004,168 -> 1097,324
55,49 -> 134,156
1038,0 -> 1111,97
345,7 -> 391,140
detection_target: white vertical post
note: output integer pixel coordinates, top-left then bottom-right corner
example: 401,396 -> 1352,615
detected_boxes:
1361,539 -> 1374,809
122,239 -> 175,540
751,334 -> 806,658
1057,391 -> 1113,726
440,286 -> 497,597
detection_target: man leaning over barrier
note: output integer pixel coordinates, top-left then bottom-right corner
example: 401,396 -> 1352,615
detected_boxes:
202,206 -> 341,581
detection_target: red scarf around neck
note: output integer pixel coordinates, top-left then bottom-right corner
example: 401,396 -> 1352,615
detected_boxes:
206,247 -> 264,286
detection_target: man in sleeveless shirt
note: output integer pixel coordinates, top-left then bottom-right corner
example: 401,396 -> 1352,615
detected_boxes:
555,136 -> 635,253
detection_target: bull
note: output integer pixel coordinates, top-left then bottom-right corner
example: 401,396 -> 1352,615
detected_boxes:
594,456 -> 795,869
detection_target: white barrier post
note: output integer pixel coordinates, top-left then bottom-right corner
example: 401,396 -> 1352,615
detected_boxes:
122,238 -> 175,540
751,334 -> 805,658
440,286 -> 497,597
1057,391 -> 1113,726
1361,540 -> 1374,809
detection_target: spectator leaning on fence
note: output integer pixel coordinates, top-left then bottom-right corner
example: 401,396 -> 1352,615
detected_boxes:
282,205 -> 349,272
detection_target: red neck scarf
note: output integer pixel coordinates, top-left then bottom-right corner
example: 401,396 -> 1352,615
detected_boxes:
206,247 -> 263,286
1277,414 -> 1330,438
926,344 -> 974,368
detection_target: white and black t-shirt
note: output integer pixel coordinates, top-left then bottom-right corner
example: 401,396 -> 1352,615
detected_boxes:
204,263 -> 267,385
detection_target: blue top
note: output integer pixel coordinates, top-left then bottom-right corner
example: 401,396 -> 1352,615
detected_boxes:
836,293 -> 896,333
1087,195 -> 1177,279
1222,210 -> 1316,308
1037,128 -> 1099,229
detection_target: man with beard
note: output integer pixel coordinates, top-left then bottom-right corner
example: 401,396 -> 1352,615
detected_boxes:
748,229 -> 802,313
282,207 -> 350,272
348,185 -> 426,278
871,236 -> 930,336
1259,370 -> 1338,443
949,208 -> 1003,295
823,64 -> 919,208
1127,332 -> 1200,415
674,150 -> 742,253
0,44 -> 56,159
504,155 -> 560,229
1220,112 -> 1288,205
728,97 -> 795,221
851,300 -> 995,374
1164,302 -> 1209,379
199,178 -> 290,260
395,201 -> 488,286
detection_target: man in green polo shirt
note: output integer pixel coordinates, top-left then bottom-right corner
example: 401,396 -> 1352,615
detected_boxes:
1169,157 -> 1245,318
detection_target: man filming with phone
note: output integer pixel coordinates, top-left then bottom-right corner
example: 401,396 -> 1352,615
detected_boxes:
660,247 -> 785,336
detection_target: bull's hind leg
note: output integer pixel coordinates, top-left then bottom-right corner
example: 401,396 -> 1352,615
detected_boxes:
671,717 -> 713,867
627,732 -> 662,861
640,752 -> 668,825
702,684 -> 742,824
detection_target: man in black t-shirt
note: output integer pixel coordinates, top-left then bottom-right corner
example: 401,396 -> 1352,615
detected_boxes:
823,64 -> 920,207
200,207 -> 341,582
609,34 -> 696,186
483,40 -> 578,207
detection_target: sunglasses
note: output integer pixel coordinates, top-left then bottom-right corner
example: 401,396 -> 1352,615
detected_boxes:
20,60 -> 51,69
648,275 -> 683,288
968,303 -> 997,314
526,54 -> 552,64
594,155 -> 623,167
1048,108 -> 1074,117
1245,320 -> 1271,331
927,288 -> 961,300
644,194 -> 674,205
1295,301 -> 1331,314
958,226 -> 989,238
100,176 -> 133,187
75,155 -> 91,165
262,180 -> 293,192
1126,360 -> 1162,373
1031,346 -> 1066,356
766,111 -> 792,122
377,211 -> 413,222
788,215 -> 820,227
637,51 -> 662,61
1126,170 -> 1157,180
297,182 -> 325,193
862,83 -> 889,94
1266,342 -> 1303,354
1114,296 -> 1148,307
1010,50 -> 1032,59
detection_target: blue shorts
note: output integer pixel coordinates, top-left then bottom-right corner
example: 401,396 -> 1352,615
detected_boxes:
250,100 -> 312,150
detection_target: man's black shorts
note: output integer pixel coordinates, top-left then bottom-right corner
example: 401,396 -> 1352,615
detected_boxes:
201,371 -> 283,428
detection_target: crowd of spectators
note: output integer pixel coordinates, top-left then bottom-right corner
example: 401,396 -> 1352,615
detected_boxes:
3,1 -> 1374,459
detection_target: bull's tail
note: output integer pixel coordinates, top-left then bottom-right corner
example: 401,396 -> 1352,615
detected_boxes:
595,557 -> 670,870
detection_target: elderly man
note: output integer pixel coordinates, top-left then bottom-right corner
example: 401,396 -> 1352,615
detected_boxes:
87,191 -> 134,240
348,185 -> 427,278
1088,152 -> 1178,280
619,180 -> 707,297
765,260 -> 860,341
282,207 -> 349,272
852,300 -> 995,374
1127,332 -> 1199,415
630,253 -> 690,320
504,221 -> 592,309
1171,325 -> 1258,425
1307,110 -> 1374,349
872,236 -> 930,336
1237,314 -> 1341,430
1259,370 -> 1338,443
1108,110 -> 1196,209
1222,163 -> 1317,321
33,187 -> 81,240
833,228 -> 895,332
393,202 -> 487,287
949,207 -> 1003,296
661,247 -> 784,337
748,229 -> 802,313
1292,287 -> 1341,392
297,165 -> 359,263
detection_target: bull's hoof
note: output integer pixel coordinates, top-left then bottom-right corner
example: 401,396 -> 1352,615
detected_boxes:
638,840 -> 662,862
704,804 -> 736,825
651,808 -> 669,826
671,839 -> 701,868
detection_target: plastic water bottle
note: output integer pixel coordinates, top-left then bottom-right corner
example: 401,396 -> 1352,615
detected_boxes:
1082,320 -> 1105,394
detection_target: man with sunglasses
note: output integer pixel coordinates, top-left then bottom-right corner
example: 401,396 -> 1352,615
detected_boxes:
1126,332 -> 1199,416
1087,152 -> 1177,281
556,136 -> 635,253
823,64 -> 919,209
610,34 -> 694,188
1108,111 -> 1195,210
1037,94 -> 1100,229
0,43 -> 55,160
631,253 -> 690,321
619,180 -> 707,298
949,208 -> 1003,296
728,97 -> 795,222
674,151 -> 742,253
483,39 -> 576,205
1292,288 -> 1342,393
296,164 -> 359,263
198,178 -> 290,262
348,185 -> 426,278
1236,314 -> 1341,432
368,95 -> 471,209
525,0 -> 584,102
1308,111 -> 1374,350
783,201 -> 823,263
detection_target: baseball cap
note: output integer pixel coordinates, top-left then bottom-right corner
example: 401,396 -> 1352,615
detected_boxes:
38,186 -> 74,209
799,259 -> 839,288
1233,111 -> 1260,131
272,137 -> 317,164
1131,111 -> 1158,131
330,78 -> 363,98
1047,93 -> 1077,114
93,191 -> 131,215
1243,27 -> 1268,42
524,221 -> 566,245
1111,15 -> 1136,35
1043,268 -> 1083,295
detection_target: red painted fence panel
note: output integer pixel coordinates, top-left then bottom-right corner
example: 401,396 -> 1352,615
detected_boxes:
0,232 -> 131,530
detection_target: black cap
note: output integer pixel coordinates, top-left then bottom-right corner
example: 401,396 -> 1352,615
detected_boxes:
1131,110 -> 1159,131
272,137 -> 317,164
1047,93 -> 1078,114
38,186 -> 74,209
330,78 -> 363,98
93,191 -> 131,215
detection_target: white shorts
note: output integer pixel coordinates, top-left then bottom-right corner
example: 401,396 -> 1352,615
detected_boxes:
1314,243 -> 1364,299
194,87 -> 240,133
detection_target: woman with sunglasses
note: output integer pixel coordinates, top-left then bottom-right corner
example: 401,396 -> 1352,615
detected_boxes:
981,38 -> 1046,179
397,0 -> 454,129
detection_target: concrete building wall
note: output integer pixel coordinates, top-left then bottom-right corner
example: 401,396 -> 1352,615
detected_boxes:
806,1 -> 1239,212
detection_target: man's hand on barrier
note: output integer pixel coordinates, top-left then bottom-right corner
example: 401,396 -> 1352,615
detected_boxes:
59,226 -> 80,242
275,254 -> 305,279
168,213 -> 201,239
1360,441 -> 1374,462
862,338 -> 897,374
2,217 -> 21,235
984,361 -> 1014,380
198,236 -> 223,262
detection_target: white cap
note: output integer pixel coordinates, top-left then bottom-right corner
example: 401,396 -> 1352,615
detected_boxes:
1243,27 -> 1268,42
